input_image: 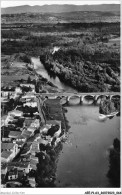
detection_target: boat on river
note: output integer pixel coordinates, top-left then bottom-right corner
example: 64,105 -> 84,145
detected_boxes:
99,111 -> 119,120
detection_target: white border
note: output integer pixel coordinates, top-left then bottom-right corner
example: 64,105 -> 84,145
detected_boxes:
0,0 -> 121,194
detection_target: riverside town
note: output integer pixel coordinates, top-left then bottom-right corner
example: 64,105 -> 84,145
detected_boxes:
1,1 -> 120,189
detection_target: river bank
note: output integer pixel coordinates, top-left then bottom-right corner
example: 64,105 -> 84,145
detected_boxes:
32,57 -> 77,93
54,105 -> 120,187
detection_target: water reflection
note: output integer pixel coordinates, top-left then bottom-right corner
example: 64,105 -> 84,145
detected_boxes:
55,105 -> 120,187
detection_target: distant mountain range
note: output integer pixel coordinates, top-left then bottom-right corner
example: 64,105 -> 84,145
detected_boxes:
1,4 -> 120,15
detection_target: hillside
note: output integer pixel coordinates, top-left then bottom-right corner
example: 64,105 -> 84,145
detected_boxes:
1,4 -> 120,15
1,11 -> 120,24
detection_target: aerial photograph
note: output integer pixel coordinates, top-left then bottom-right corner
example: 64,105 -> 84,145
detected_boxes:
1,0 -> 120,189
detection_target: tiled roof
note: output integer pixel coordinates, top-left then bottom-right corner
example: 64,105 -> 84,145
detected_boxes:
1,143 -> 15,150
1,151 -> 12,159
29,180 -> 36,185
38,138 -> 49,146
27,126 -> 36,131
8,162 -> 30,168
16,135 -> 26,140
30,159 -> 38,165
30,164 -> 37,171
16,141 -> 24,146
8,110 -> 23,115
22,130 -> 32,136
9,131 -> 22,138
24,118 -> 35,127
30,155 -> 38,161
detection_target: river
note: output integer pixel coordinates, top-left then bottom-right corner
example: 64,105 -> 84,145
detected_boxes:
32,57 -> 77,92
55,105 -> 120,187
32,56 -> 120,187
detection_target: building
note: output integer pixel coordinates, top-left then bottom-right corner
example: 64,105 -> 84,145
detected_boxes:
1,151 -> 14,163
30,155 -> 38,163
21,92 -> 36,101
27,126 -> 36,133
22,129 -> 33,138
30,141 -> 40,155
1,115 -> 14,127
1,91 -> 14,97
37,138 -> 50,146
30,159 -> 37,171
15,141 -> 25,149
9,131 -> 22,139
1,115 -> 8,127
40,124 -> 51,134
1,142 -> 19,159
8,110 -> 23,117
8,162 -> 32,174
15,87 -> 22,94
1,163 -> 8,175
28,177 -> 36,187
30,119 -> 40,129
23,101 -> 37,108
16,135 -> 27,143
8,168 -> 18,181
23,118 -> 35,128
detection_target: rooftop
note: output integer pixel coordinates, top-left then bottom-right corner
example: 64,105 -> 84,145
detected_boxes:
8,162 -> 30,168
16,141 -> 25,146
37,138 -> 49,146
9,131 -> 22,138
1,143 -> 15,151
24,118 -> 35,127
8,168 -> 18,176
22,130 -> 32,138
8,110 -> 23,115
1,151 -> 12,159
30,159 -> 38,165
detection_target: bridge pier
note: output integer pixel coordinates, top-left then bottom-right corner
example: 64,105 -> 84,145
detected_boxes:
93,95 -> 99,105
80,96 -> 84,104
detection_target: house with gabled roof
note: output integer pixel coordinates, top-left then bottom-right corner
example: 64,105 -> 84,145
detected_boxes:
8,168 -> 18,181
1,142 -> 19,161
1,151 -> 13,163
8,131 -> 22,139
8,110 -> 23,117
8,162 -> 32,174
30,141 -> 40,155
16,135 -> 27,143
22,129 -> 33,138
28,177 -> 36,187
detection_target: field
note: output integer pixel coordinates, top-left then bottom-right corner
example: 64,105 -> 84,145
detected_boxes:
1,13 -> 120,92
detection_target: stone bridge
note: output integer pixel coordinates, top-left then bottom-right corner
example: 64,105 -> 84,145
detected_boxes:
37,92 -> 120,105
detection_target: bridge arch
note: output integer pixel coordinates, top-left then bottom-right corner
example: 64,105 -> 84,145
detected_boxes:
96,95 -> 108,105
110,95 -> 120,101
68,95 -> 81,105
82,95 -> 95,105
60,96 -> 67,105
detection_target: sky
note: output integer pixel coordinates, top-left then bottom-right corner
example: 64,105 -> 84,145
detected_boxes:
1,0 -> 120,8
